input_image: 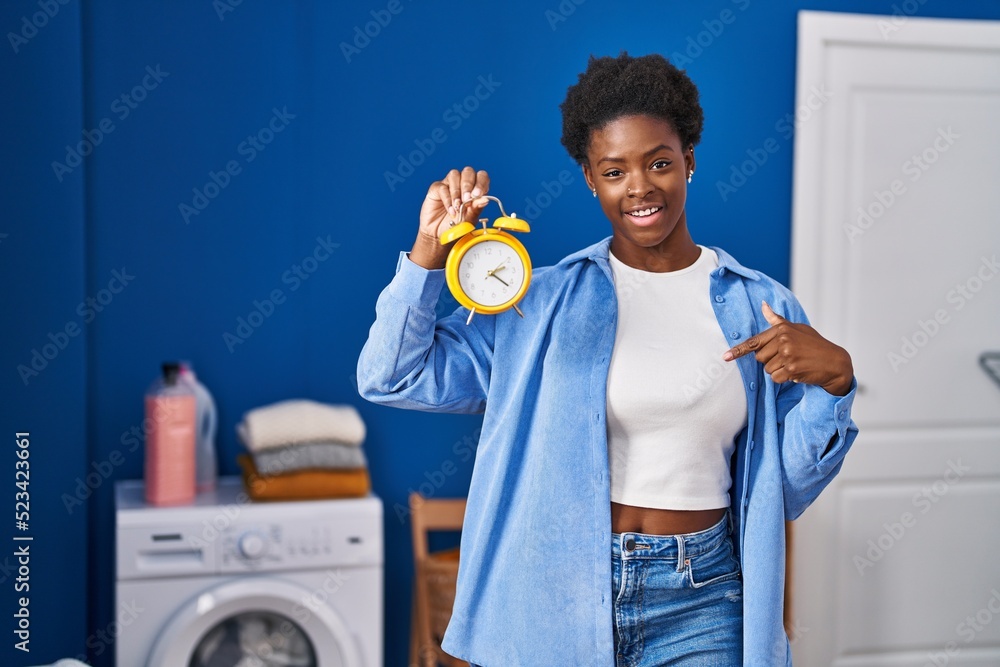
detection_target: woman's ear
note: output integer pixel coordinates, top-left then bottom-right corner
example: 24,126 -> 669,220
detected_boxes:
687,146 -> 696,176
582,162 -> 594,192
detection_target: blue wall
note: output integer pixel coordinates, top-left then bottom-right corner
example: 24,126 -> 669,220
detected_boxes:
0,0 -> 89,664
3,1 -> 1000,665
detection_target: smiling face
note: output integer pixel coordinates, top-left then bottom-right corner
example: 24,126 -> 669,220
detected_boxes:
582,114 -> 698,272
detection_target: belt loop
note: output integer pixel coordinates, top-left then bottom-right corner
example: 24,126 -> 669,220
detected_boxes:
726,508 -> 733,534
675,535 -> 686,572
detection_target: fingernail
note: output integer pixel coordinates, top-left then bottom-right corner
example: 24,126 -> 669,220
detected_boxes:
471,187 -> 482,198
448,205 -> 456,215
462,191 -> 471,202
722,351 -> 734,362
453,198 -> 460,208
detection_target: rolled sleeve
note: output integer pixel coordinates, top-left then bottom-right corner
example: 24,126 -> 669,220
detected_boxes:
356,251 -> 494,414
778,376 -> 860,518
388,251 -> 447,305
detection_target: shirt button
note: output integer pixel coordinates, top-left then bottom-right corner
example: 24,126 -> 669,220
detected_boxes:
839,410 -> 847,420
749,381 -> 756,391
749,440 -> 755,450
743,498 -> 749,508
624,538 -> 635,551
730,332 -> 740,340
715,295 -> 724,303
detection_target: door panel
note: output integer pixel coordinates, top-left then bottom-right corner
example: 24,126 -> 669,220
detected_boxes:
790,11 -> 1000,666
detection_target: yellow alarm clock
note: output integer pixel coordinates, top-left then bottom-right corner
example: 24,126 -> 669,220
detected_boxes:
439,195 -> 532,324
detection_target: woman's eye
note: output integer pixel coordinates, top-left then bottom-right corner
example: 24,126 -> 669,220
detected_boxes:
652,160 -> 672,169
603,169 -> 622,177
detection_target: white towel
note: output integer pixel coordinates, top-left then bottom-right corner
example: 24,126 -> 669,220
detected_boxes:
238,399 -> 366,452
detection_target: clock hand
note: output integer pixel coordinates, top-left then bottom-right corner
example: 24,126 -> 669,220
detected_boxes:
486,259 -> 509,276
488,273 -> 510,287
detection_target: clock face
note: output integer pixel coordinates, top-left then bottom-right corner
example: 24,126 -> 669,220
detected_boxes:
457,239 -> 526,308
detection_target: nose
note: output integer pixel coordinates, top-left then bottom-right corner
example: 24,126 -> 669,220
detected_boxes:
626,174 -> 653,198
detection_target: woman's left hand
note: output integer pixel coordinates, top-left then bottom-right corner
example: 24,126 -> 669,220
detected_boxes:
723,302 -> 854,396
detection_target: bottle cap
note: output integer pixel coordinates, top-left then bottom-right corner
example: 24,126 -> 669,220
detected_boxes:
161,362 -> 181,385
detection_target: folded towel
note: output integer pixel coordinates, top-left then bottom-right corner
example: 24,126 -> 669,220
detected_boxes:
252,441 -> 368,475
238,399 -> 366,452
238,454 -> 371,501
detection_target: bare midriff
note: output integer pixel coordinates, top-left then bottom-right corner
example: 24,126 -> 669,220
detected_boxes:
611,502 -> 726,536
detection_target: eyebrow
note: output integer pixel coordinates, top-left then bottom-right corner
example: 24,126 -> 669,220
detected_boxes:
597,144 -> 675,165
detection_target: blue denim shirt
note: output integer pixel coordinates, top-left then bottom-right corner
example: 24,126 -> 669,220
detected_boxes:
357,236 -> 859,666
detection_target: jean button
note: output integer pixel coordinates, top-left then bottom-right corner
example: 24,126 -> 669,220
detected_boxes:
624,537 -> 635,551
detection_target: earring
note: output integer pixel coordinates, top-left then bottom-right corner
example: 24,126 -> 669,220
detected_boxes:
592,189 -> 597,197
687,171 -> 694,184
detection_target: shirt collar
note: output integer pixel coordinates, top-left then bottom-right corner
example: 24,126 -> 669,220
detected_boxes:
563,235 -> 761,281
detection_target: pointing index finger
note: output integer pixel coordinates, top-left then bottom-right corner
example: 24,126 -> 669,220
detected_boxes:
723,326 -> 779,361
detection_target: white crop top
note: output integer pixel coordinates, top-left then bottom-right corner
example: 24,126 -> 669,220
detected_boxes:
606,246 -> 748,510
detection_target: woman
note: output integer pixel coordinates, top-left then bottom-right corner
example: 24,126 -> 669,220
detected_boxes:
358,52 -> 858,666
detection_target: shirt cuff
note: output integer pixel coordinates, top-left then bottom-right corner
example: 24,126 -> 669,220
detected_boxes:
388,251 -> 447,306
810,376 -> 858,438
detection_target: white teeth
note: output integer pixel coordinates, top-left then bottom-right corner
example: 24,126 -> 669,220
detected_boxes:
628,207 -> 661,217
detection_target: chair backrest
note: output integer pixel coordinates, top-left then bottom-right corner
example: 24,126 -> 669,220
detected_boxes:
410,492 -> 467,561
409,493 -> 468,667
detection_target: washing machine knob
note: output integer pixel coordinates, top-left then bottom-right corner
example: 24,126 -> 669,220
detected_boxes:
238,532 -> 267,559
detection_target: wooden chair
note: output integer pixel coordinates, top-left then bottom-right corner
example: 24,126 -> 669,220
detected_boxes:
408,492 -> 469,667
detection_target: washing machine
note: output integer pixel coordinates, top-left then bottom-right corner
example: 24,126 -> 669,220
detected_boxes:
115,477 -> 383,667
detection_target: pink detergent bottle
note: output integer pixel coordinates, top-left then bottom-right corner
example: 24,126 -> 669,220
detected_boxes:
144,362 -> 197,506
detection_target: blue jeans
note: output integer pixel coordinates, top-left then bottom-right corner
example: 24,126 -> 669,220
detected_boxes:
611,511 -> 743,666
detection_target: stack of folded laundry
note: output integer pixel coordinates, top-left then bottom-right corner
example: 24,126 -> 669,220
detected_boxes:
236,399 -> 370,501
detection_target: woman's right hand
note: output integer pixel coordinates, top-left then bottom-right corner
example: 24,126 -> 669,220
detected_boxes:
409,167 -> 491,269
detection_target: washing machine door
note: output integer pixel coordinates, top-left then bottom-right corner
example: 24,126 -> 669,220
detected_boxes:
146,578 -> 364,667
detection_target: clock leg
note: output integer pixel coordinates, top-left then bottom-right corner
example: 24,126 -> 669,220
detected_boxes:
465,307 -> 476,326
513,305 -> 524,318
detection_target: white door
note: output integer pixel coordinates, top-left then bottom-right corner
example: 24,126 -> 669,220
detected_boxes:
790,11 -> 1000,667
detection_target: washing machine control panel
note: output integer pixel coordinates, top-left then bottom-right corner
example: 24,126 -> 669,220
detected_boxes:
221,523 -> 339,571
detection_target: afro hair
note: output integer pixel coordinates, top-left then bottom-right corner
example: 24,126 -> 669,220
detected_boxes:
560,51 -> 704,165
